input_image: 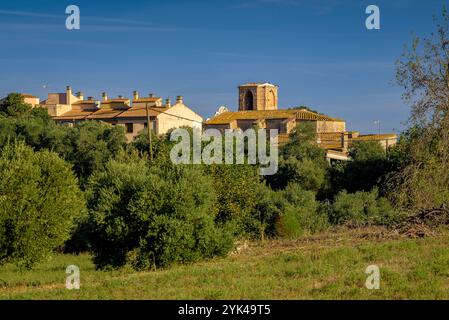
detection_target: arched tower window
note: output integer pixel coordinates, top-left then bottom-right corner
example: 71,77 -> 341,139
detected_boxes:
244,90 -> 254,110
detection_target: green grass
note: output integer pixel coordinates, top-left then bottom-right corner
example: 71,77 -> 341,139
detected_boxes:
1,228 -> 449,299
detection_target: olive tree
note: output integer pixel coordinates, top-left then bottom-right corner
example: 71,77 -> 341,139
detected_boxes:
0,142 -> 86,269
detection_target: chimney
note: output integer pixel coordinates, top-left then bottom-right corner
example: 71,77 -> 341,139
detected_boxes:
149,93 -> 154,98
102,92 -> 108,101
118,95 -> 123,99
87,96 -> 94,101
66,86 -> 72,104
165,98 -> 171,108
133,90 -> 139,100
176,95 -> 183,104
76,91 -> 84,100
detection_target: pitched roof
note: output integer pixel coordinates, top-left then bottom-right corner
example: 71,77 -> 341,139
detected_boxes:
72,100 -> 99,105
53,109 -> 95,120
351,134 -> 397,141
204,109 -> 343,125
86,108 -> 126,119
21,93 -> 38,98
132,97 -> 162,103
117,106 -> 168,118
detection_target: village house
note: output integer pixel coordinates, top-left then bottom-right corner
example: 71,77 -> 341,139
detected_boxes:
4,82 -> 397,159
0,93 -> 40,107
39,86 -> 203,142
204,83 -> 397,161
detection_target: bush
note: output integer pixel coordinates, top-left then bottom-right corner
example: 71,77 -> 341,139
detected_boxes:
86,155 -> 233,270
0,142 -> 86,269
330,141 -> 392,194
275,157 -> 327,193
0,93 -> 32,117
252,183 -> 283,239
61,121 -> 127,186
330,189 -> 399,226
0,108 -> 68,153
204,164 -> 264,238
269,123 -> 327,192
275,183 -> 329,238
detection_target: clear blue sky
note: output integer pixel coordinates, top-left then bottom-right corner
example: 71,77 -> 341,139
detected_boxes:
0,0 -> 446,133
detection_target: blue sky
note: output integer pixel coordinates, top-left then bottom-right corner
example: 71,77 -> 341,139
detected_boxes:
0,0 -> 446,133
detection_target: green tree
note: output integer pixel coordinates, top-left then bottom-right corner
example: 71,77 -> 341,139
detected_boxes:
61,121 -> 127,186
205,164 -> 263,238
0,142 -> 86,269
274,183 -> 329,238
86,156 -> 233,270
330,141 -> 391,194
0,93 -> 32,117
389,7 -> 449,211
269,123 -> 327,192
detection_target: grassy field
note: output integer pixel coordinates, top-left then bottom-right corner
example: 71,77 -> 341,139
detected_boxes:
1,227 -> 449,299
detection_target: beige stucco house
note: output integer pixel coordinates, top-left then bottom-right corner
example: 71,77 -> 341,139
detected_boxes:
40,86 -> 203,142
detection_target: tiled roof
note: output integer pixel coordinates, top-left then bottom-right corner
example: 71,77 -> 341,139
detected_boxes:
21,93 -> 38,98
104,98 -> 129,102
54,109 -> 94,120
117,106 -> 168,118
54,105 -> 170,121
72,100 -> 98,105
132,97 -> 162,103
351,134 -> 397,141
86,108 -> 126,119
204,109 -> 343,125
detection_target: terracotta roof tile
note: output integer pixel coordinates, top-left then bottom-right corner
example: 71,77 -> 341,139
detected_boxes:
54,109 -> 94,120
204,109 -> 343,125
117,106 -> 168,118
72,100 -> 99,105
351,134 -> 397,141
21,93 -> 38,98
105,98 -> 129,102
132,97 -> 162,103
86,108 -> 126,119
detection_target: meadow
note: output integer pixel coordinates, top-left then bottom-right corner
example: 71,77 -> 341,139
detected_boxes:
1,227 -> 448,300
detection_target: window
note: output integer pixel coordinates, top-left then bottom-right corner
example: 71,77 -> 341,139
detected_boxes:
125,123 -> 133,133
244,90 -> 254,110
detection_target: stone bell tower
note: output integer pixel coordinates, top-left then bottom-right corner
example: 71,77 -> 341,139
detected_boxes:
238,82 -> 278,111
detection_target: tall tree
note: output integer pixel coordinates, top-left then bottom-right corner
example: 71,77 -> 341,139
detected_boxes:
390,7 -> 449,210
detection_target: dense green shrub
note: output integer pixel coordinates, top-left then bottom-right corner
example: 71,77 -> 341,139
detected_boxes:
276,157 -> 327,192
330,189 -> 399,226
252,183 -> 283,239
204,164 -> 264,238
0,93 -> 32,117
0,142 -> 86,269
86,155 -> 233,270
0,102 -> 126,188
269,123 -> 327,192
61,121 -> 127,185
275,183 -> 329,238
0,107 -> 68,153
330,141 -> 392,195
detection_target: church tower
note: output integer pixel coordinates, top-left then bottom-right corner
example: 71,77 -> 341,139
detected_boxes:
238,82 -> 278,111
